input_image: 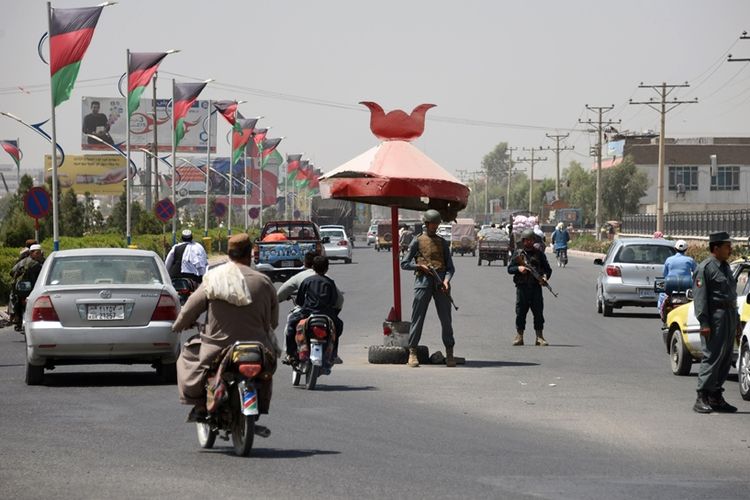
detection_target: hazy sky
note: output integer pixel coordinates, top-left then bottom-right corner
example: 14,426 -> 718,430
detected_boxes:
2,0 -> 750,182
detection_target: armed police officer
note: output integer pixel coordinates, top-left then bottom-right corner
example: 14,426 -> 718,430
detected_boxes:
691,232 -> 740,414
400,209 -> 457,367
508,229 -> 553,346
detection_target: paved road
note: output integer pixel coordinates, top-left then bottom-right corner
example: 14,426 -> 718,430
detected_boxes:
1,246 -> 748,499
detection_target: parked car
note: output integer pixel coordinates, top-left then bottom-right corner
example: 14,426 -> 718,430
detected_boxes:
23,248 -> 182,385
594,238 -> 676,316
367,224 -> 377,246
320,227 -> 353,264
663,260 -> 750,380
320,224 -> 355,247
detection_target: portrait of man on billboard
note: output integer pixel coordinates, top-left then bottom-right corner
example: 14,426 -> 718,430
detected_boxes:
82,100 -> 114,145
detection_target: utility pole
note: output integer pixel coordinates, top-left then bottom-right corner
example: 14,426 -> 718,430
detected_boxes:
151,72 -> 159,208
505,146 -> 517,210
468,170 -> 482,217
630,84 -> 697,234
515,147 -> 547,214
542,133 -> 573,200
580,105 -> 620,240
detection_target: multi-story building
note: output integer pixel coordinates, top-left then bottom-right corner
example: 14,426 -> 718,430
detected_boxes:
603,134 -> 750,213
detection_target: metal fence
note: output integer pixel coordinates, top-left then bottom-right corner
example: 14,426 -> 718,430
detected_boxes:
622,210 -> 750,238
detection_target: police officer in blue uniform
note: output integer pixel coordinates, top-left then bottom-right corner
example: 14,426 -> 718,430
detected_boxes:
400,209 -> 457,367
692,231 -> 740,414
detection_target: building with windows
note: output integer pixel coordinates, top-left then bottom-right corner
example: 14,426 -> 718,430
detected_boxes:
600,134 -> 750,213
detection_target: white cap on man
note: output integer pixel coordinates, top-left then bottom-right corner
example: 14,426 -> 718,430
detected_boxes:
181,229 -> 193,241
29,244 -> 42,251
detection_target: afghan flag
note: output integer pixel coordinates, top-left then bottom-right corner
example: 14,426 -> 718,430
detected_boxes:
260,137 -> 283,162
0,140 -> 22,169
286,153 -> 302,182
128,52 -> 169,117
214,100 -> 240,130
173,81 -> 208,146
49,6 -> 104,107
296,159 -> 311,188
231,117 -> 258,166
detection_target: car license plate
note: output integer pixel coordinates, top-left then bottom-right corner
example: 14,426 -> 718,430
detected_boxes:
281,261 -> 296,268
87,304 -> 125,320
638,289 -> 656,299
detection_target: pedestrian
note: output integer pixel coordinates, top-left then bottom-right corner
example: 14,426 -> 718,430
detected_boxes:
172,233 -> 279,422
400,209 -> 457,367
165,229 -> 208,284
508,229 -> 553,346
691,232 -> 740,414
11,244 -> 45,331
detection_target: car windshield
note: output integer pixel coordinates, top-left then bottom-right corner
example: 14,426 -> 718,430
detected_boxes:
614,244 -> 675,264
47,255 -> 163,285
321,229 -> 345,239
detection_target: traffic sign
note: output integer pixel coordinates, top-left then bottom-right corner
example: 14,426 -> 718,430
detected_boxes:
154,198 -> 176,222
248,207 -> 260,219
213,202 -> 227,218
24,187 -> 51,220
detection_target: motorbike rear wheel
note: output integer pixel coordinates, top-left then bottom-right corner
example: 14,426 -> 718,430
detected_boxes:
196,422 -> 217,449
305,363 -> 321,390
230,387 -> 255,456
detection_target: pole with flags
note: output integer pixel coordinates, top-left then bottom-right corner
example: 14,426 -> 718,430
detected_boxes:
214,101 -> 242,236
47,2 -> 110,250
0,139 -> 22,186
251,128 -> 268,226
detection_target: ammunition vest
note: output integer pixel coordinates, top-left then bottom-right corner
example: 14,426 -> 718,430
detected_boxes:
416,233 -> 445,272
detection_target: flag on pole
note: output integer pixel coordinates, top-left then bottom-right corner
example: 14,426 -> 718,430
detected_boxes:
296,159 -> 311,188
231,117 -> 258,165
173,81 -> 209,146
128,52 -> 169,117
260,138 -> 283,161
286,154 -> 302,182
0,140 -> 22,169
214,100 -> 240,129
49,6 -> 104,107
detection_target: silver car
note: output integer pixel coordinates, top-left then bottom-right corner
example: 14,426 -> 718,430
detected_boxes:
23,248 -> 182,385
594,238 -> 676,316
320,228 -> 353,264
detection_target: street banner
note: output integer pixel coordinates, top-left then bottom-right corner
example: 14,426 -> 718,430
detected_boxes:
44,154 -> 126,194
81,96 -> 216,153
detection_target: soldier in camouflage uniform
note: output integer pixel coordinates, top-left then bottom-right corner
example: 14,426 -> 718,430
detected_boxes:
508,229 -> 552,346
691,231 -> 740,414
400,209 -> 457,367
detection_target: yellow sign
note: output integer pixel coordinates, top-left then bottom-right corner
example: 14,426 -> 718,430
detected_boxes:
44,154 -> 126,195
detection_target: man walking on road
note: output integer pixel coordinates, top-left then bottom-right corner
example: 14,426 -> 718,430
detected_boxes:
165,229 -> 208,284
508,229 -> 552,346
692,232 -> 739,414
400,209 -> 457,368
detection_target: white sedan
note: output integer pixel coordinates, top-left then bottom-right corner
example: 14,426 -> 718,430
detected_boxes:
320,228 -> 353,264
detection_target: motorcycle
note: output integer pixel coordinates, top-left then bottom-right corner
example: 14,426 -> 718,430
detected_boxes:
291,314 -> 336,390
195,340 -> 274,457
655,275 -> 692,324
555,248 -> 568,268
172,277 -> 198,305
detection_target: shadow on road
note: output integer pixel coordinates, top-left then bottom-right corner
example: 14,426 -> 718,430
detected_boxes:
206,448 -> 341,459
0,363 -> 23,368
607,312 -> 661,319
464,360 -> 540,368
43,371 -> 167,387
313,384 -> 377,392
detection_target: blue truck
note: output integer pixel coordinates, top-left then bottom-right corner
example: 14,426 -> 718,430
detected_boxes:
253,220 -> 325,282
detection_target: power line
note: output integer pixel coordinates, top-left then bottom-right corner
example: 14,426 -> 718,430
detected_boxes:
515,147 -> 547,213
542,133 -> 574,200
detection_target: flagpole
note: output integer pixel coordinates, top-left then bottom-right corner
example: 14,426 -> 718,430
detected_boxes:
205,99 -> 211,237
171,78 -> 177,245
47,2 -> 60,251
284,160 -> 288,219
228,133 -> 233,237
125,49 -> 132,246
259,144 -> 263,228
244,149 -> 248,230
16,137 -> 20,186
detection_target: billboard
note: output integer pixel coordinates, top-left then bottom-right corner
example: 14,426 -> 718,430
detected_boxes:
44,154 -> 126,195
0,164 -> 19,193
81,96 -> 217,153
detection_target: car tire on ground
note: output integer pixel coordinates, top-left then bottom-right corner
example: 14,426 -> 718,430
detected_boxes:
596,290 -> 603,314
158,362 -> 178,384
603,303 -> 613,317
25,361 -> 44,385
367,345 -> 409,364
669,329 -> 692,376
739,342 -> 750,401
344,258 -> 352,264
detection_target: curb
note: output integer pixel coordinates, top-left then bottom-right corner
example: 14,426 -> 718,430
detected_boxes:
568,249 -> 606,259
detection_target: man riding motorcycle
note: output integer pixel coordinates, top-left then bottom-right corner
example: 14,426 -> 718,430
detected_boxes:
172,234 -> 280,423
658,239 -> 696,320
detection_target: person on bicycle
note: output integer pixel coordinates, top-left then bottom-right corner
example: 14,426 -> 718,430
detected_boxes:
551,223 -> 570,267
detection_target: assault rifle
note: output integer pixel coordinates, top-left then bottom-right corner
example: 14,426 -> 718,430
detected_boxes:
424,264 -> 459,311
515,252 -> 558,298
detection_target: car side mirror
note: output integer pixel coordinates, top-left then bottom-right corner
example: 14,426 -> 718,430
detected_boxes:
322,236 -> 330,244
593,258 -> 603,266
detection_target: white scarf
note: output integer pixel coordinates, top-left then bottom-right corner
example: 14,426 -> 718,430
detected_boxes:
204,262 -> 252,306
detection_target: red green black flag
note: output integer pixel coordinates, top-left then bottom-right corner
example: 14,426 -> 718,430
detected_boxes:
286,153 -> 302,182
0,140 -> 22,169
260,138 -> 282,159
49,6 -> 103,107
173,81 -> 208,146
214,100 -> 240,129
231,117 -> 258,165
128,52 -> 168,117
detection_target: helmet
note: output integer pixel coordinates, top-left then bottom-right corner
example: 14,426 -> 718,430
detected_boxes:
521,229 -> 535,240
675,239 -> 688,252
422,209 -> 441,223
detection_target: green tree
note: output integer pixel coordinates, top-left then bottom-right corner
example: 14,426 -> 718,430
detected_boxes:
600,156 -> 649,220
60,188 -> 84,237
0,175 -> 44,246
481,142 -> 511,182
561,161 -> 596,223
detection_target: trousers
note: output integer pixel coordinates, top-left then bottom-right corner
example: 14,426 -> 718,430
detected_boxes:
408,286 -> 454,349
285,308 -> 344,357
515,285 -> 544,331
696,307 -> 738,393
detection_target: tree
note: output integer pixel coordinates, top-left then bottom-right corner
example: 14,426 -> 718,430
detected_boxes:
601,156 -> 649,220
561,161 -> 596,223
60,189 -> 84,237
481,142 -> 511,183
0,175 -> 44,246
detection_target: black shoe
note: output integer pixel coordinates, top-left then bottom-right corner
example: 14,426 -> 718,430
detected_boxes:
708,397 -> 738,413
693,395 -> 713,414
186,406 -> 209,423
333,356 -> 343,365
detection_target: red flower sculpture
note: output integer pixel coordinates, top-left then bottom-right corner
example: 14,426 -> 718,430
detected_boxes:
359,101 -> 436,141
